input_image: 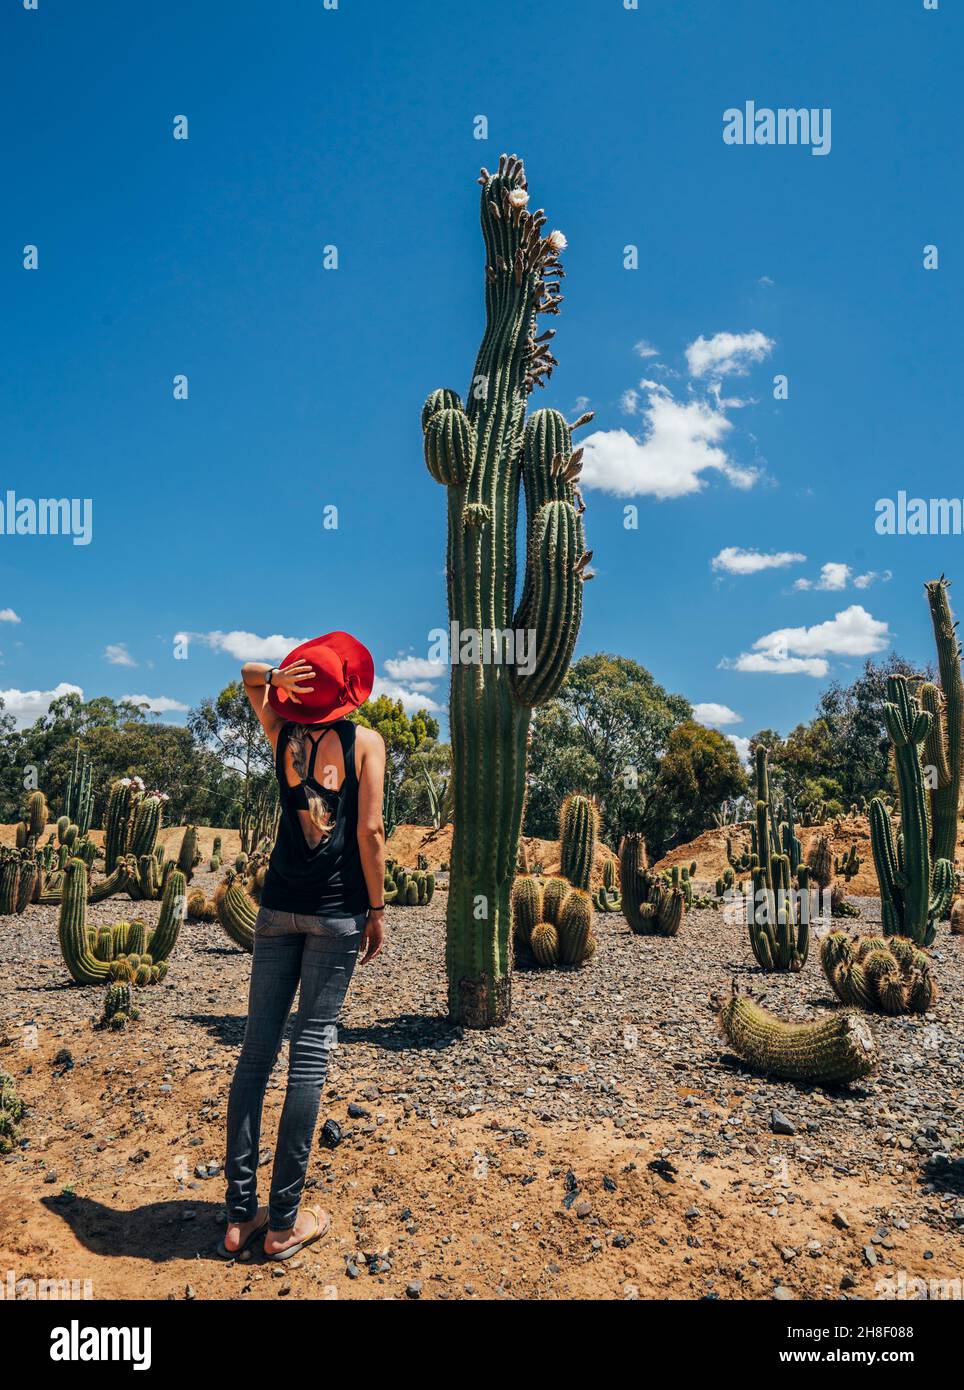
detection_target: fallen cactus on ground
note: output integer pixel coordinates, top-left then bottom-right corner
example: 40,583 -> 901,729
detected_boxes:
820,931 -> 938,1014
716,987 -> 878,1084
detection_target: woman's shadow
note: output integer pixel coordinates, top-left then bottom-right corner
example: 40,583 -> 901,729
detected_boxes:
41,1192 -> 227,1264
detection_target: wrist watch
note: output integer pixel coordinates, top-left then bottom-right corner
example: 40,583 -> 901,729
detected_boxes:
265,667 -> 275,687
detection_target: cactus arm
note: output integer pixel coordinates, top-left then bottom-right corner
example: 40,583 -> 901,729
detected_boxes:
57,860 -> 110,984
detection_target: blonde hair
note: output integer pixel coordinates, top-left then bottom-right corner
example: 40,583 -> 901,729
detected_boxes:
287,726 -> 334,840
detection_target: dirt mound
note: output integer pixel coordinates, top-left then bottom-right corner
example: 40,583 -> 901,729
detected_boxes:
653,814 -> 900,897
387,824 -> 618,889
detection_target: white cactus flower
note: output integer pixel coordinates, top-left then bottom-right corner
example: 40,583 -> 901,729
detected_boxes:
508,188 -> 529,209
547,230 -> 567,251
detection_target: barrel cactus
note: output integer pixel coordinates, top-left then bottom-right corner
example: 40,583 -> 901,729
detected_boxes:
820,931 -> 938,1015
869,675 -> 954,945
425,155 -> 591,1027
217,873 -> 257,953
559,794 -> 598,892
717,989 -> 878,1085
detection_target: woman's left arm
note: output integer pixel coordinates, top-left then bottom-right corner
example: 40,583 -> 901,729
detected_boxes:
356,728 -> 387,965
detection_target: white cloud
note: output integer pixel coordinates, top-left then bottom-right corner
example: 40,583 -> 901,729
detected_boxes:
757,276 -> 775,288
854,569 -> 891,590
122,694 -> 189,715
725,604 -> 890,677
619,388 -> 639,415
795,561 -> 850,592
712,546 -> 806,576
181,630 -> 307,662
371,675 -> 442,715
634,339 -> 659,359
581,384 -> 759,499
383,654 -> 447,682
727,733 -> 752,763
795,564 -> 893,593
686,329 -> 774,379
104,642 -> 137,667
0,609 -> 20,624
693,702 -> 742,727
0,682 -> 84,727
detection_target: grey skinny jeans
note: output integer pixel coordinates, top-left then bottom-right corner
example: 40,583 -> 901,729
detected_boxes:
224,906 -> 364,1231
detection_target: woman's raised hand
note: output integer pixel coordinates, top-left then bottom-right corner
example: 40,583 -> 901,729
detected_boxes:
273,659 -> 315,704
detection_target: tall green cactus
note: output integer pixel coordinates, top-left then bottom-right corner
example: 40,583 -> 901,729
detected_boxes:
922,577 -> 963,869
424,154 -> 590,1027
870,674 -> 954,945
64,742 -> 94,836
149,866 -> 185,963
747,747 -> 810,971
559,793 -> 598,891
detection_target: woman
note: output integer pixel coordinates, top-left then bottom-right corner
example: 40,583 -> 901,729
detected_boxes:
220,631 -> 386,1261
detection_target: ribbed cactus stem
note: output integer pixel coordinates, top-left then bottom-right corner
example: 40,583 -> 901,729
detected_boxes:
57,860 -> 110,984
149,867 -> 185,963
427,155 -> 587,1028
718,991 -> 878,1085
559,793 -> 598,891
924,577 -> 963,868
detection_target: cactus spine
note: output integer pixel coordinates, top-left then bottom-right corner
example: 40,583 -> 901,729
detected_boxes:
717,990 -> 878,1085
426,155 -> 589,1027
559,794 -> 598,892
870,675 -> 954,945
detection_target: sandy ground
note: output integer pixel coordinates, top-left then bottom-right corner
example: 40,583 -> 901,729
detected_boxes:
1,836 -> 961,1302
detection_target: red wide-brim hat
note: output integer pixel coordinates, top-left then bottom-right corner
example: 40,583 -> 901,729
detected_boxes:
268,631 -> 375,725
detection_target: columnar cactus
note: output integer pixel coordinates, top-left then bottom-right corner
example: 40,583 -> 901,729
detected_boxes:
64,742 -> 94,836
716,989 -> 878,1084
870,675 -> 954,945
26,790 -> 48,839
559,794 -> 598,892
921,577 -> 963,870
424,154 -> 590,1026
0,856 -> 20,915
747,748 -> 811,971
821,931 -> 938,1014
806,835 -> 833,891
57,860 -> 111,984
177,825 -> 199,878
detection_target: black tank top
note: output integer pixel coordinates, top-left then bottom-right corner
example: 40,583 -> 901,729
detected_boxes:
260,719 -> 369,917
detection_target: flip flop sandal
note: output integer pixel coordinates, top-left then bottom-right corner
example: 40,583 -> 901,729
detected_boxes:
267,1206 -> 331,1262
217,1211 -> 269,1260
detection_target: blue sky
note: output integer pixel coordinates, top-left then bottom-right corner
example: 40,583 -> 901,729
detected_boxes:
2,0 -> 961,755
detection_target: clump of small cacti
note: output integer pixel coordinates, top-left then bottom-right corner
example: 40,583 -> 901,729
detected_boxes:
510,874 -> 597,967
384,862 -> 435,907
716,986 -> 878,1085
618,834 -> 685,937
98,981 -> 141,1030
104,777 -> 166,873
834,844 -> 861,883
820,931 -> 938,1015
593,856 -> 621,911
187,888 -> 218,922
559,794 -> 598,892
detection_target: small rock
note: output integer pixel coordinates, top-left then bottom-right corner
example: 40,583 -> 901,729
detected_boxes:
771,1110 -> 795,1136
